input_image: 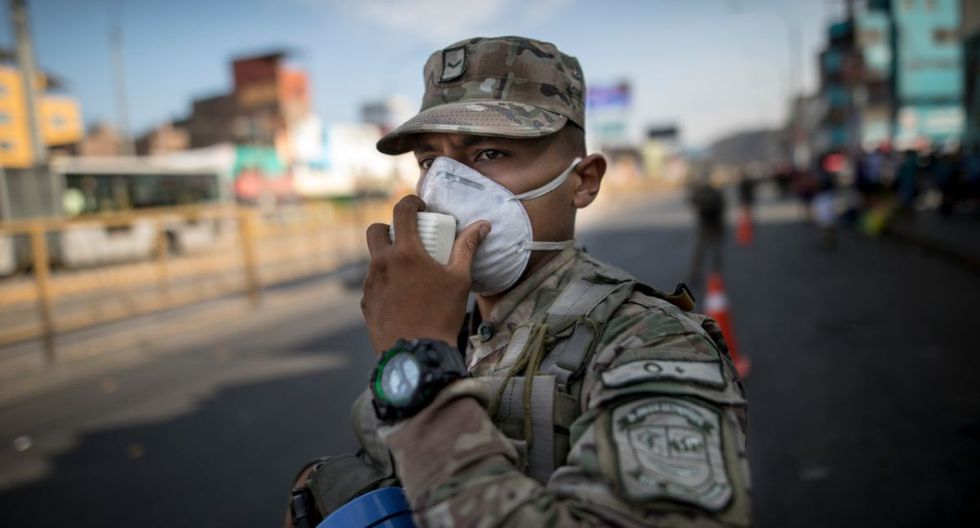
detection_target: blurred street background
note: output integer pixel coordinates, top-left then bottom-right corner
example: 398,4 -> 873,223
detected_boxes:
0,0 -> 979,526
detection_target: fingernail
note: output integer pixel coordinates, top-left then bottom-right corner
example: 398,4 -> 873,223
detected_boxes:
479,223 -> 491,238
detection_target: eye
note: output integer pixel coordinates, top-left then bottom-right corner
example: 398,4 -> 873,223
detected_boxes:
417,158 -> 435,170
475,149 -> 505,162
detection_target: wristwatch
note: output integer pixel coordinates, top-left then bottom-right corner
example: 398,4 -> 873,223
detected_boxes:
370,338 -> 469,422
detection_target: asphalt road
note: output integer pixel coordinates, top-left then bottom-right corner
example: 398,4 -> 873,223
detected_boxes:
1,187 -> 978,527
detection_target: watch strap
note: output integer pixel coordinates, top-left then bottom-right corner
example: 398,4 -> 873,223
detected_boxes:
371,338 -> 467,422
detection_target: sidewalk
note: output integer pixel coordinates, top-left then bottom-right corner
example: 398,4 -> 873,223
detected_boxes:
0,273 -> 364,407
884,210 -> 980,273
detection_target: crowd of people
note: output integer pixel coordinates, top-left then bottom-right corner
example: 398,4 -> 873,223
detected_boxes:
853,146 -> 980,216
780,146 -> 980,219
685,144 -> 979,264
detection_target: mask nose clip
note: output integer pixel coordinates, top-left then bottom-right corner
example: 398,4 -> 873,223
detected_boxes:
441,171 -> 485,191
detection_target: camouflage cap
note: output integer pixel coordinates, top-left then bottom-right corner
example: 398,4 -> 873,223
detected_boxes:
376,36 -> 585,155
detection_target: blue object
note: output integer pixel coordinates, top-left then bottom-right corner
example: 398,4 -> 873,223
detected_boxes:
318,487 -> 415,528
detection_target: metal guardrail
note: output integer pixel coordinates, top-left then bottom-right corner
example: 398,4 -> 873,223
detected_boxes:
0,176 -> 672,368
0,199 -> 393,365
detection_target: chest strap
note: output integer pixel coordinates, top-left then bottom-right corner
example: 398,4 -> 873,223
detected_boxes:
487,374 -> 557,485
541,275 -> 633,390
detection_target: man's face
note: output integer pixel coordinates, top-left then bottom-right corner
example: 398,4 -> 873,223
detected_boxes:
410,132 -> 579,246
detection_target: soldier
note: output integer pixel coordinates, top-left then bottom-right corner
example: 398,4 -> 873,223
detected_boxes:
287,36 -> 751,527
687,167 -> 726,290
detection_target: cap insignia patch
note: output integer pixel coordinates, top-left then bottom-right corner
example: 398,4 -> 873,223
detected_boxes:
440,46 -> 466,82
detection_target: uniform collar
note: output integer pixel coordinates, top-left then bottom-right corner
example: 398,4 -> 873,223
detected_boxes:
465,245 -> 581,370
486,244 -> 580,325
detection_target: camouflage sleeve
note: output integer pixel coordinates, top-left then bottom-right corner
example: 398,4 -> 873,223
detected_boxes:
378,292 -> 751,527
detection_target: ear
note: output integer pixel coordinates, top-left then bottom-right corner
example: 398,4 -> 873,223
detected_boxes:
572,154 -> 606,208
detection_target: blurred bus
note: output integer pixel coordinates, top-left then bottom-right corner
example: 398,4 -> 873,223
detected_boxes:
0,157 -> 234,275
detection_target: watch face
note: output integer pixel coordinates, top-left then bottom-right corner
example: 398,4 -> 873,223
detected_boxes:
380,352 -> 421,405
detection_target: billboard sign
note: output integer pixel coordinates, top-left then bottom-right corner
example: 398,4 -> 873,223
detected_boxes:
587,81 -> 632,147
587,82 -> 631,109
895,104 -> 964,147
894,0 -> 963,102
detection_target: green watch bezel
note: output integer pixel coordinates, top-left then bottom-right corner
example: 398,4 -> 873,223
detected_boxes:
372,345 -> 417,406
369,338 -> 468,422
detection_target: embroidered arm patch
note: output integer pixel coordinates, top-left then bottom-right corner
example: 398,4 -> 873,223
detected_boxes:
610,398 -> 733,511
601,359 -> 725,389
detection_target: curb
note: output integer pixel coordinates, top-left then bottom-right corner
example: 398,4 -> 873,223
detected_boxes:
883,222 -> 980,275
0,274 -> 363,408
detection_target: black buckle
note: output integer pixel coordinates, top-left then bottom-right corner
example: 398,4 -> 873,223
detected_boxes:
290,486 -> 323,528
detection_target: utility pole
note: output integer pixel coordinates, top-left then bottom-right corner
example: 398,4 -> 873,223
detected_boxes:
109,0 -> 133,155
10,0 -> 57,218
11,0 -> 46,165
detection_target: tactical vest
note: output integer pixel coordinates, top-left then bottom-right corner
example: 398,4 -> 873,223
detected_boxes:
481,259 -> 698,484
295,259 -> 709,520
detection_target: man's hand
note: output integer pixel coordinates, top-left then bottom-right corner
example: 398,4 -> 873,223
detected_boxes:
362,195 -> 490,353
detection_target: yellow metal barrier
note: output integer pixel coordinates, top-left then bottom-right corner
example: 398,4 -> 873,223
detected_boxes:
0,174 -> 668,367
0,199 -> 394,364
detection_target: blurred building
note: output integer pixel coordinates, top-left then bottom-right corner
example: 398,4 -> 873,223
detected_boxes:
855,6 -> 894,148
710,128 -> 785,167
818,15 -> 863,154
164,50 -> 320,201
810,0 -> 965,155
185,94 -> 236,149
361,96 -> 414,135
641,125 -> 683,182
79,122 -> 125,156
963,0 -> 980,151
182,50 -> 310,152
230,51 -> 310,149
137,51 -> 417,201
293,122 -> 406,197
0,63 -> 82,168
135,120 -> 190,156
892,0 -> 964,148
785,94 -> 827,168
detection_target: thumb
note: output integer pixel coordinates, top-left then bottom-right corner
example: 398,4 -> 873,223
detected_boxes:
449,221 -> 491,272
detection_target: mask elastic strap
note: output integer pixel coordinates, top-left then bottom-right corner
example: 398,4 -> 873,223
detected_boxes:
522,240 -> 575,251
510,157 -> 583,202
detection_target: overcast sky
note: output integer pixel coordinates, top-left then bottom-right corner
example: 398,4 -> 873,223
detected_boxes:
10,0 -> 841,148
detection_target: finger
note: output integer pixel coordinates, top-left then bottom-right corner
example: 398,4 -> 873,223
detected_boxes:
449,221 -> 491,272
366,223 -> 391,258
392,195 -> 426,250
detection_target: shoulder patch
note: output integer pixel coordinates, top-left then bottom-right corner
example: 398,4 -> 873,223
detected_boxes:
611,398 -> 732,511
440,46 -> 466,82
602,359 -> 725,389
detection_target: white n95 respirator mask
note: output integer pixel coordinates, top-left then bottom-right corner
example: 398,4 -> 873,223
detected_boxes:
417,156 -> 581,296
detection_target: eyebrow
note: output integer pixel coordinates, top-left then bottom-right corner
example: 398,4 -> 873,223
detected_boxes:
413,135 -> 508,155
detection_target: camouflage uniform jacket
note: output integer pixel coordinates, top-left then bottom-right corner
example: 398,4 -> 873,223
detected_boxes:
353,246 -> 751,527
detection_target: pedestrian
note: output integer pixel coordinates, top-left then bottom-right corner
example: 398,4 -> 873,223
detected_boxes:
896,150 -> 920,213
855,149 -> 882,209
965,151 -> 980,211
687,167 -> 727,290
773,163 -> 793,199
934,149 -> 960,216
813,153 -> 840,250
285,36 -> 751,527
736,166 -> 757,212
735,167 -> 757,246
793,164 -> 818,220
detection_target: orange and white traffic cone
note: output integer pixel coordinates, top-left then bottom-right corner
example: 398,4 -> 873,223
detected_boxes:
736,207 -> 753,247
705,273 -> 750,378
